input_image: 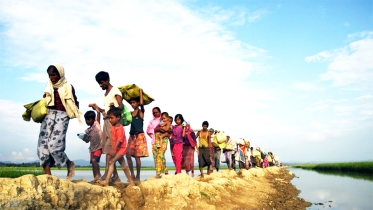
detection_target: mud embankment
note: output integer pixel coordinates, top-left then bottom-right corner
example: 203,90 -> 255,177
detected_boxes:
0,167 -> 311,209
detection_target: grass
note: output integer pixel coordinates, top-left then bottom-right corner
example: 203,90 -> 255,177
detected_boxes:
0,167 -> 44,178
291,161 -> 373,174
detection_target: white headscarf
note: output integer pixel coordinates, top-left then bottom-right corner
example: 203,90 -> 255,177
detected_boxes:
44,64 -> 83,124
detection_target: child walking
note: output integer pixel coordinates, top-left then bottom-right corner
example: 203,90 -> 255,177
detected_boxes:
82,107 -> 104,181
126,89 -> 149,181
98,107 -> 134,186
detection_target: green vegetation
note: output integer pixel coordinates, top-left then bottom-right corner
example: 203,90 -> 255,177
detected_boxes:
0,167 -> 43,178
292,161 -> 373,174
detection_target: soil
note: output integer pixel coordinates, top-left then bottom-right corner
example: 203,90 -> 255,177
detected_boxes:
99,167 -> 312,210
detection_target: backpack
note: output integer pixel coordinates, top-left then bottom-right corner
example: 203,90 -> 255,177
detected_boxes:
121,105 -> 132,126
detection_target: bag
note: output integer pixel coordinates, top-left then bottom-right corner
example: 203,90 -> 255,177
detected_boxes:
220,153 -> 226,163
118,84 -> 154,105
23,98 -> 48,123
225,139 -> 235,150
121,105 -> 132,126
215,131 -> 226,144
186,131 -> 197,147
244,139 -> 250,147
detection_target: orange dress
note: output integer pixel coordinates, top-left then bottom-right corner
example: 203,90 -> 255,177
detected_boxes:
110,126 -> 127,155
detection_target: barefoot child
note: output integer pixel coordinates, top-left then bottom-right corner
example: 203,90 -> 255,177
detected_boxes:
82,107 -> 104,181
126,89 -> 149,181
98,107 -> 134,186
154,114 -> 170,148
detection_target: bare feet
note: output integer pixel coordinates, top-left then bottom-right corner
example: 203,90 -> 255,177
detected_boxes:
66,161 -> 75,179
97,180 -> 108,186
192,172 -> 195,177
155,174 -> 161,179
110,176 -> 121,183
165,168 -> 168,175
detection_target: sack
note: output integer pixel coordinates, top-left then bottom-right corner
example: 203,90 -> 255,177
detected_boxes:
225,139 -> 235,150
220,153 -> 226,163
215,131 -> 226,144
244,139 -> 250,147
23,98 -> 48,123
121,105 -> 132,126
118,84 -> 154,105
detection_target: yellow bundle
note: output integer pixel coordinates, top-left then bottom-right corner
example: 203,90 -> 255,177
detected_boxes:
22,98 -> 47,123
118,84 -> 154,105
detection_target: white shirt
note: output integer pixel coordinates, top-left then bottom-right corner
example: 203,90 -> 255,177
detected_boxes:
104,86 -> 122,113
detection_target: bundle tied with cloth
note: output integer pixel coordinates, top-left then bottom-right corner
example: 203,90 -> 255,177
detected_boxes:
118,84 -> 154,105
22,64 -> 83,124
212,130 -> 227,149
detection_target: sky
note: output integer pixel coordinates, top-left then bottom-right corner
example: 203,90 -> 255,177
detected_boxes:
0,0 -> 372,164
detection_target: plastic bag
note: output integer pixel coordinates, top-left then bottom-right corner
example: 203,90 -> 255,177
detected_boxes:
23,98 -> 47,123
220,153 -> 226,163
215,131 -> 226,144
121,104 -> 132,126
118,84 -> 154,105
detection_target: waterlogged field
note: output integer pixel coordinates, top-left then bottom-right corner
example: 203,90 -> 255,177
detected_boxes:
0,167 -> 44,178
292,161 -> 373,174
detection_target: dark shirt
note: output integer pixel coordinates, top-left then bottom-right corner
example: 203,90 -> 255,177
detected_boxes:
47,85 -> 79,111
129,110 -> 144,135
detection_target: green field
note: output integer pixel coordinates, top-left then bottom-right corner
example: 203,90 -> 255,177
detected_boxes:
0,167 -> 44,178
292,161 -> 373,174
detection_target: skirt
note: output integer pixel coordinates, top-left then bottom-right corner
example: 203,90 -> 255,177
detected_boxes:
37,109 -> 70,168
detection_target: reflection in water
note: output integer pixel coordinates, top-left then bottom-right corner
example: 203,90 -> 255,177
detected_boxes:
289,168 -> 373,210
310,169 -> 373,182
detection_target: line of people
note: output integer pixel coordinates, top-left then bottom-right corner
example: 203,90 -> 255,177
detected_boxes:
36,65 -> 279,186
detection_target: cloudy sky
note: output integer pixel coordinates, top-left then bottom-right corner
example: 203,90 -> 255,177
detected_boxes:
0,0 -> 372,164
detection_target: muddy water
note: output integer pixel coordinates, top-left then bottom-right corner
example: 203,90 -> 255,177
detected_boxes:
288,168 -> 373,210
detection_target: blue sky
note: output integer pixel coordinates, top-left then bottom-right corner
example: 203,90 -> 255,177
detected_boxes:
0,0 -> 372,164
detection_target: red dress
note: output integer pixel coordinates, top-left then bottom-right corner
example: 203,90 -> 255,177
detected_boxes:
110,126 -> 127,155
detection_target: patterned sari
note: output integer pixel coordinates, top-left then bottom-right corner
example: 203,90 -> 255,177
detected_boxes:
37,109 -> 69,168
152,136 -> 168,175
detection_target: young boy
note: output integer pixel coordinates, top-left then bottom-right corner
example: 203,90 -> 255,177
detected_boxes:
97,107 -> 134,186
126,89 -> 149,181
195,121 -> 212,178
93,71 -> 123,182
82,108 -> 104,181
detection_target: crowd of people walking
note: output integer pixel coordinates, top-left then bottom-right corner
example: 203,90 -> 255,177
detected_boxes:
33,65 -> 280,185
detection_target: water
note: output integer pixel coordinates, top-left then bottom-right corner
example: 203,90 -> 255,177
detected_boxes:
288,168 -> 373,210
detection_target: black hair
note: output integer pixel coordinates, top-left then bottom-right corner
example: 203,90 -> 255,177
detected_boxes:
130,97 -> 140,103
95,71 -> 110,83
107,107 -> 121,118
47,65 -> 60,77
161,112 -> 169,117
84,110 -> 96,120
153,107 -> 161,113
202,121 -> 209,127
174,114 -> 184,122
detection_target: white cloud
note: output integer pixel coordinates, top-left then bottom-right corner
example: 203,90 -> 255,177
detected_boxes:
248,9 -> 267,23
306,33 -> 373,88
292,82 -> 322,91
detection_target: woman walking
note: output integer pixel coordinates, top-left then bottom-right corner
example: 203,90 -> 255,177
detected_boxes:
38,64 -> 82,179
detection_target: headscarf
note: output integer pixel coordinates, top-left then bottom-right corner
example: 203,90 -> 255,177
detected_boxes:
44,64 -> 83,124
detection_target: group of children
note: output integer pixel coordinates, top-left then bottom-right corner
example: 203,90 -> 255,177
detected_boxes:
81,71 -> 147,186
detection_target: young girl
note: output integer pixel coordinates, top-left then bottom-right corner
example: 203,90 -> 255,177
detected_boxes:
153,112 -> 171,178
98,107 -> 134,186
172,114 -> 186,174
